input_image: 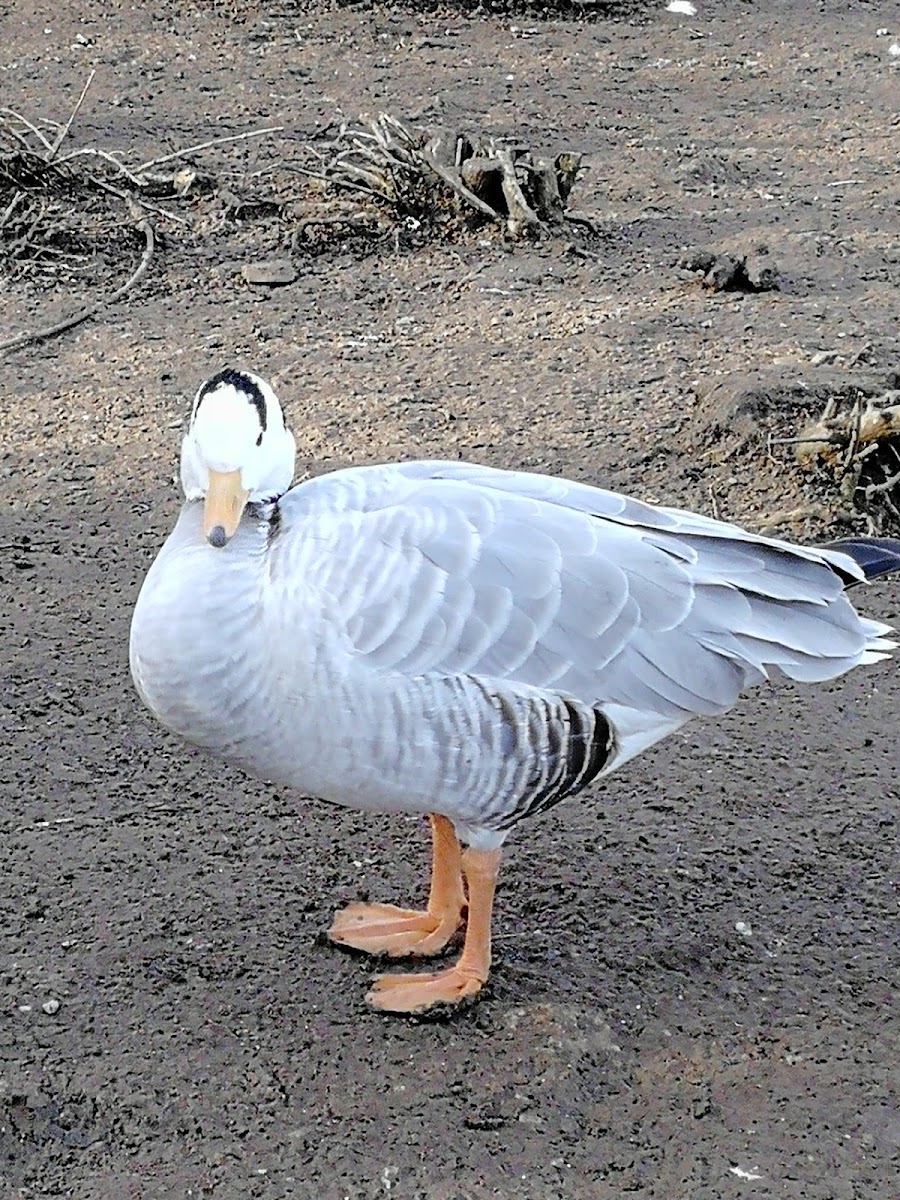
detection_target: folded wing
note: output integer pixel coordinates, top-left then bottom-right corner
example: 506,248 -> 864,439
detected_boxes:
276,460 -> 893,768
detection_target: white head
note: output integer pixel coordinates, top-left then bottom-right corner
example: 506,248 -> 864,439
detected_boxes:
180,368 -> 296,548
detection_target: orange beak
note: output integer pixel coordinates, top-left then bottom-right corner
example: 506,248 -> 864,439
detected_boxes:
203,468 -> 249,548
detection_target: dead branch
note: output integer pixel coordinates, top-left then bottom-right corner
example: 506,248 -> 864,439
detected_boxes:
312,113 -> 584,240
842,393 -> 864,472
89,175 -> 191,226
0,204 -> 155,355
426,150 -> 501,220
135,126 -> 284,175
791,388 -> 900,531
290,210 -> 382,251
494,145 -> 542,234
53,146 -> 146,188
46,69 -> 96,162
794,391 -> 900,469
0,189 -> 25,229
770,435 -> 843,447
0,106 -> 54,153
858,459 -> 900,498
286,161 -> 387,203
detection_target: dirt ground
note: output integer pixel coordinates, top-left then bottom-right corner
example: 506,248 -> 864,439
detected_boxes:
2,1 -> 899,1197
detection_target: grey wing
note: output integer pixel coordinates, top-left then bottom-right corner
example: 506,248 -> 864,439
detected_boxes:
281,464 -> 687,688
276,461 -> 891,769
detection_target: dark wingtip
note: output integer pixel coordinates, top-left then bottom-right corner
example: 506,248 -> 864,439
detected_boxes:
824,536 -> 900,582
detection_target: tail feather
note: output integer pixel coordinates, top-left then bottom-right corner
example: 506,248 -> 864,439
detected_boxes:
823,536 -> 900,584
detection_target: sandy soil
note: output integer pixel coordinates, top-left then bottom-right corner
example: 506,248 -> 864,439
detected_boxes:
1,1 -> 899,1197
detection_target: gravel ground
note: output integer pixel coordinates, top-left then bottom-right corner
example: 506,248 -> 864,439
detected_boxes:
2,2 -> 898,1197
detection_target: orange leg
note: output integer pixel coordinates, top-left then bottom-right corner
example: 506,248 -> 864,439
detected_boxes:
366,845 -> 501,1014
328,814 -> 466,957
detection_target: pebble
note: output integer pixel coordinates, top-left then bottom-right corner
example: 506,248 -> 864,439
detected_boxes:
42,999 -> 61,1015
241,259 -> 297,287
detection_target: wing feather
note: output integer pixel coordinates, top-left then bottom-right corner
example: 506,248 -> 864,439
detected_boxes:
275,460 -> 885,746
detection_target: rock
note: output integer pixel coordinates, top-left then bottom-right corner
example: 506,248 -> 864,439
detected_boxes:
743,244 -> 779,290
241,259 -> 297,287
679,242 -> 780,292
678,248 -> 717,274
41,998 -> 60,1015
810,349 -> 841,366
706,253 -> 744,291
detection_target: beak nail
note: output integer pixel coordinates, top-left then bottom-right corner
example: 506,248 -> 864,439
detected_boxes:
207,525 -> 228,549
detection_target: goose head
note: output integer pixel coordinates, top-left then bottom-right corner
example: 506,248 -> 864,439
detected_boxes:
180,368 -> 296,548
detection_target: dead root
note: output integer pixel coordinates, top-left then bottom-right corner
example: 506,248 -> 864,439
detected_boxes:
786,390 -> 900,530
0,202 -> 155,355
0,71 -> 286,352
301,114 -> 584,241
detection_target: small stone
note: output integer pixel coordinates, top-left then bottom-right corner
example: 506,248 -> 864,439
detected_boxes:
735,921 -> 753,938
678,248 -> 717,274
743,246 -> 779,291
241,259 -> 297,287
706,254 -> 743,291
41,999 -> 60,1015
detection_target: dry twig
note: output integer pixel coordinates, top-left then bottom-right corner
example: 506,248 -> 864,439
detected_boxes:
53,146 -> 146,187
46,69 -> 96,162
0,105 -> 54,153
135,126 -> 284,175
791,388 -> 900,530
0,204 -> 155,355
1,88 -> 290,348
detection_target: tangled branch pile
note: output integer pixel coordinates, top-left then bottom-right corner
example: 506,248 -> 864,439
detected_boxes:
1,139 -> 103,276
2,80 -> 588,353
0,90 -> 173,353
793,389 -> 900,528
305,114 -> 584,240
1,104 -> 173,289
